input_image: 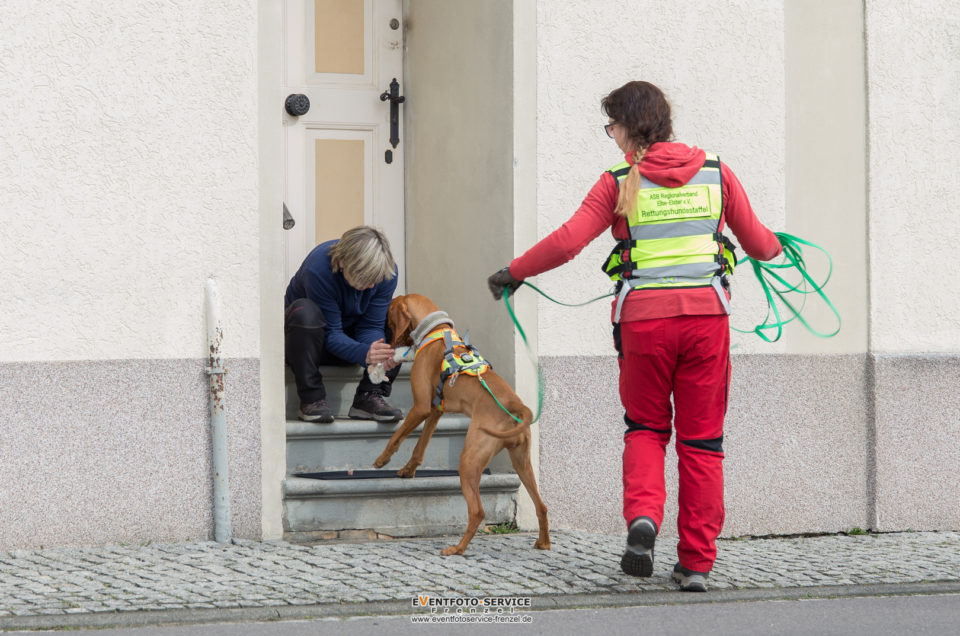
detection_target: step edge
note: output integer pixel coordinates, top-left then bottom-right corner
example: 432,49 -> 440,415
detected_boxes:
283,473 -> 521,497
285,415 -> 471,438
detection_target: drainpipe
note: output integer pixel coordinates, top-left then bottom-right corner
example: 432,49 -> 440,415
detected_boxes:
205,278 -> 233,543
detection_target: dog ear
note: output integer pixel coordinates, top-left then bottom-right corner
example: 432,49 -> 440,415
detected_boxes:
388,297 -> 413,348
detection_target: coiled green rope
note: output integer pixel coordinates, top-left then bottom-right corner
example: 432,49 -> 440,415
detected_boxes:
733,232 -> 841,342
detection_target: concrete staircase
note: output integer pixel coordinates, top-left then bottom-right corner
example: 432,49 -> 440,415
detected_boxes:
282,365 -> 521,540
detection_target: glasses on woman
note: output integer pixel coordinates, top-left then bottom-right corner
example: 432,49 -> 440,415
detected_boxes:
603,123 -> 616,139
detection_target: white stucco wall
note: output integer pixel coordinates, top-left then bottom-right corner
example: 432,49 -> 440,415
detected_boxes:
0,0 -> 260,362
534,0 -> 786,356
867,0 -> 960,353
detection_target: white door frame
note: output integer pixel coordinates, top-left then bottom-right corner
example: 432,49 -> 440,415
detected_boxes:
258,0 -> 540,539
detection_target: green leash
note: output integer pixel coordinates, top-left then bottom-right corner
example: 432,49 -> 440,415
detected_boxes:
519,282 -> 614,307
521,233 -> 842,344
501,289 -> 547,425
477,376 -> 523,424
498,282 -> 613,425
494,231 -> 840,421
497,280 -> 613,424
732,232 -> 841,342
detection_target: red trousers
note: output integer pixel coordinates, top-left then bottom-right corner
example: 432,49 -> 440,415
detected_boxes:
618,315 -> 730,573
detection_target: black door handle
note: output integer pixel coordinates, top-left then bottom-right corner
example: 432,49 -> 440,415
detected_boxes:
282,203 -> 295,230
379,78 -> 405,149
285,94 -> 310,117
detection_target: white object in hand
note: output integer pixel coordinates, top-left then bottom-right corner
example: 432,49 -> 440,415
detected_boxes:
368,363 -> 386,384
369,347 -> 413,383
394,346 -> 414,363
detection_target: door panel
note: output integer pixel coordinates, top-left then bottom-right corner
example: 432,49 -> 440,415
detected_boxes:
312,137 -> 367,244
313,0 -> 365,75
284,0 -> 405,291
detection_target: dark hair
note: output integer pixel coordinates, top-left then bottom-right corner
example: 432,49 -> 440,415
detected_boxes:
601,81 -> 673,150
601,81 -> 673,216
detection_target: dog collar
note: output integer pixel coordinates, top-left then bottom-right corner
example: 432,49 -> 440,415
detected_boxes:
410,311 -> 455,348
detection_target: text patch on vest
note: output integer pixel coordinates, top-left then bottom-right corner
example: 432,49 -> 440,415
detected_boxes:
635,186 -> 713,222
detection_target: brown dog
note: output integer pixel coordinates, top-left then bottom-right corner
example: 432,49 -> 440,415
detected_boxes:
373,293 -> 550,556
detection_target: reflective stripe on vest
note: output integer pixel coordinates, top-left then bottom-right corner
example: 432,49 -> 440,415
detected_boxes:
604,154 -> 734,321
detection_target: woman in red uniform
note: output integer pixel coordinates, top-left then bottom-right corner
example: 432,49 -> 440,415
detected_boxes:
488,81 -> 781,592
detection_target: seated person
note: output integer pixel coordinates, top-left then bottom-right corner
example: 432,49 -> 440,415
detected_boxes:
284,226 -> 402,423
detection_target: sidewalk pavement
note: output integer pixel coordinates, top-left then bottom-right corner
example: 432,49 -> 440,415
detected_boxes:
2,530 -> 959,630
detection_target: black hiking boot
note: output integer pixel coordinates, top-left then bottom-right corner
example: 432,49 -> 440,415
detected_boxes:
620,516 -> 657,577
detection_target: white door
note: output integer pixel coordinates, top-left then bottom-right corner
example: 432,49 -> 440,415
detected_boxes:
283,0 -> 405,292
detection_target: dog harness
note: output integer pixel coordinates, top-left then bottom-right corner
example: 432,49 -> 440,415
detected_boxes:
415,328 -> 491,411
602,153 -> 738,322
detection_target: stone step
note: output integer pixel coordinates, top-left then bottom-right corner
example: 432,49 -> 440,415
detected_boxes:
282,473 -> 520,538
285,364 -> 414,420
283,364 -> 521,539
285,414 -> 471,475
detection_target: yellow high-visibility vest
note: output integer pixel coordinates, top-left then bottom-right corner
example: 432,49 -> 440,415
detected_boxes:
602,154 -> 736,321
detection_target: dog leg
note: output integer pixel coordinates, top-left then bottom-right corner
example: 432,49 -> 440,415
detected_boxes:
373,405 -> 431,468
441,453 -> 490,556
397,410 -> 441,478
508,444 -> 551,550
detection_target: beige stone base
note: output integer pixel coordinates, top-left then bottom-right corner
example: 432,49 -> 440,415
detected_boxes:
0,358 -> 262,550
539,353 -> 959,538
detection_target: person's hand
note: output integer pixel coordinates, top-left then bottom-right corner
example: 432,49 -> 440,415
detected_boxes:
366,338 -> 395,365
487,266 -> 522,300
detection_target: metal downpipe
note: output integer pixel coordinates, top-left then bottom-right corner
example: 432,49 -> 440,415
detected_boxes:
205,278 -> 233,543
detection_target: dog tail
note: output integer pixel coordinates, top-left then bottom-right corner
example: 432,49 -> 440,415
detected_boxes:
478,403 -> 533,439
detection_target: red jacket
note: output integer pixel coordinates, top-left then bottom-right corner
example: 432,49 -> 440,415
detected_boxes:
509,142 -> 782,322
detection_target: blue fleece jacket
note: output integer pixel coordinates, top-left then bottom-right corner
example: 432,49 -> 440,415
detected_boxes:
284,240 -> 398,364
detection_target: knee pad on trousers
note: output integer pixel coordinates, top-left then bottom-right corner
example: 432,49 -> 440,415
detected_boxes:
678,436 -> 724,453
623,414 -> 672,438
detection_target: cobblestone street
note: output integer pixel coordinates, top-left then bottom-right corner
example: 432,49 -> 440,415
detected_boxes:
2,530 -> 958,627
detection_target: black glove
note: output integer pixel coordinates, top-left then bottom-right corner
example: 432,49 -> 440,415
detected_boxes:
487,267 -> 522,300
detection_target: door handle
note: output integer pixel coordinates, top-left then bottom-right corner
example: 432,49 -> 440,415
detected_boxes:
282,203 -> 295,230
379,78 -> 405,149
285,94 -> 310,117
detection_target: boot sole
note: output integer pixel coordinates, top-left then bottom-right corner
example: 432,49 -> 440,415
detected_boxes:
299,412 -> 334,423
620,550 -> 653,577
348,407 -> 401,422
672,570 -> 708,592
620,519 -> 657,577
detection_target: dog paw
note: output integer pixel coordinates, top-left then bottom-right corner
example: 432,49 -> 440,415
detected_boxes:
396,465 -> 417,478
373,454 -> 390,468
535,540 -> 551,550
441,545 -> 464,556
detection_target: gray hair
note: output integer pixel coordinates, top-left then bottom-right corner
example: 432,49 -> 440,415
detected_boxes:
328,226 -> 396,288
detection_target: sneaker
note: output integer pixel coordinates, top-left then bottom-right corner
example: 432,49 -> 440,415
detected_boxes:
348,391 -> 402,422
298,399 -> 334,423
620,516 -> 657,577
672,562 -> 709,592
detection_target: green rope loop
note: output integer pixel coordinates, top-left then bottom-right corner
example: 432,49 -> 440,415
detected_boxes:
732,232 -> 841,342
